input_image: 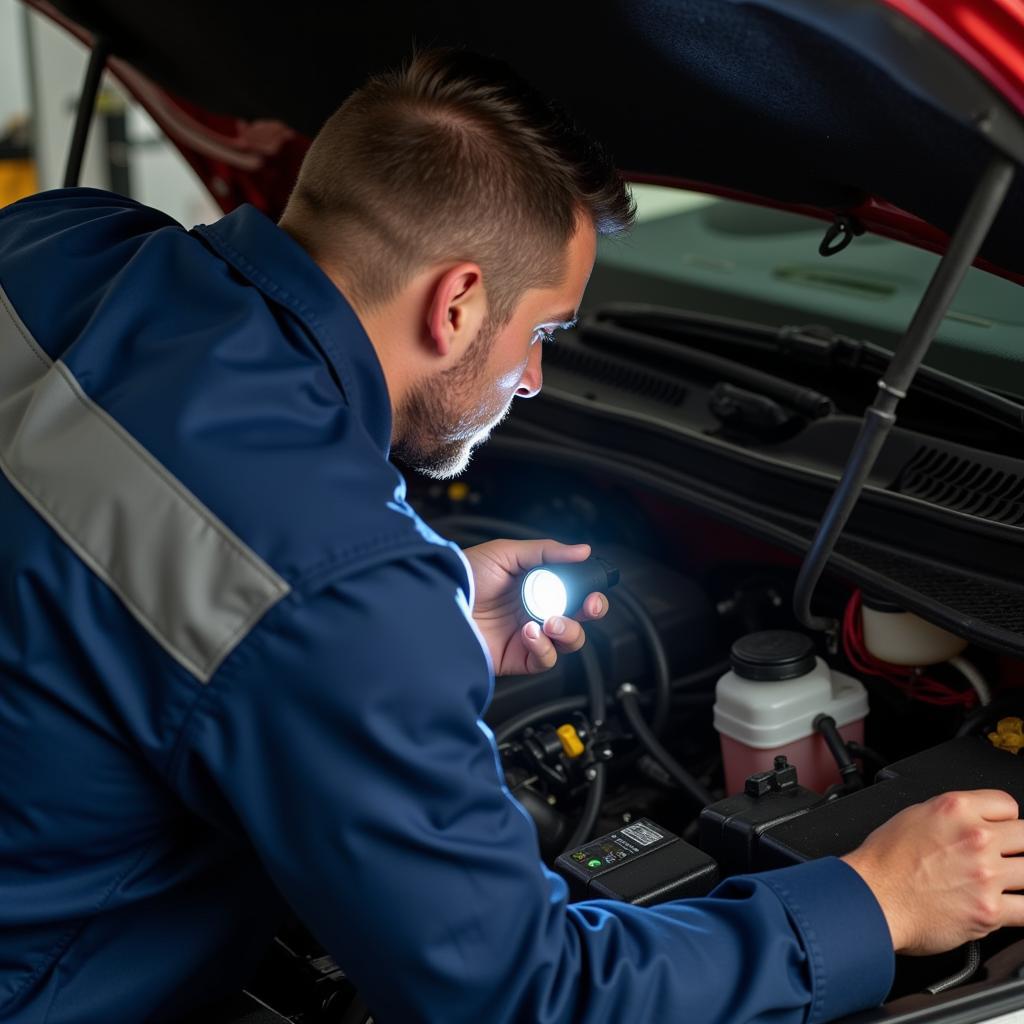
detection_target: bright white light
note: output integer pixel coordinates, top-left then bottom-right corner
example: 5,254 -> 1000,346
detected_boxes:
522,569 -> 568,621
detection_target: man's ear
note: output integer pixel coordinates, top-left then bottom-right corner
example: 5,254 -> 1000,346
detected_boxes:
425,262 -> 487,359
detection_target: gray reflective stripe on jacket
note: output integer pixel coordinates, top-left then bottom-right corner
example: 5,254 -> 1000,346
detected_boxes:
0,284 -> 290,682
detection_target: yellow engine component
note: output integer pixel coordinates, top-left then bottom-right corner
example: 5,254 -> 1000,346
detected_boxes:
988,717 -> 1024,755
556,723 -> 585,759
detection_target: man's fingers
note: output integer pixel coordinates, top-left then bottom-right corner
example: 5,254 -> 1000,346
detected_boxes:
505,539 -> 590,573
521,617 -> 587,673
522,621 -> 557,673
536,540 -> 591,568
543,616 -> 585,654
575,592 -> 608,621
995,817 -> 1024,856
999,893 -> 1024,929
998,853 -> 1024,893
975,789 -> 1020,822
931,789 -> 1020,823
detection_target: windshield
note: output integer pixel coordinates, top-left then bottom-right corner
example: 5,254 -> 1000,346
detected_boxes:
589,185 -> 1024,401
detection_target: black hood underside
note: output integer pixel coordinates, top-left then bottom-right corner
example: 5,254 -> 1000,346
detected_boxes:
49,0 -> 1024,277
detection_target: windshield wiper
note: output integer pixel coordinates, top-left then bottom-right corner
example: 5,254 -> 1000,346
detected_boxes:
594,303 -> 1024,434
582,319 -> 835,420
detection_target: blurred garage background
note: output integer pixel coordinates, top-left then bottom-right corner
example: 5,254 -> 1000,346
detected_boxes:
0,0 -> 219,221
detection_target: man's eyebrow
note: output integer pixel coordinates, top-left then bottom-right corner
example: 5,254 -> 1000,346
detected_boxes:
539,311 -> 579,330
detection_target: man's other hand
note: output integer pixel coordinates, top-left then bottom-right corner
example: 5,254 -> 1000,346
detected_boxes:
462,539 -> 608,676
842,789 -> 1024,955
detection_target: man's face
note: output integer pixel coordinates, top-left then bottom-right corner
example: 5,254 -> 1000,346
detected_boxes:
393,220 -> 597,479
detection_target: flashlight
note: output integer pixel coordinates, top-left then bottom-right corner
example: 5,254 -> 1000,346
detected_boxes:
521,557 -> 619,623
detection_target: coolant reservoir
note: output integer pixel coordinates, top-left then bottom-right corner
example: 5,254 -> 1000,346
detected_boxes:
714,631 -> 868,795
859,593 -> 967,666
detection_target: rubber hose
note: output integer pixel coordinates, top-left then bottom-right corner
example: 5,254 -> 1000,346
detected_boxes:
673,659 -> 731,694
494,696 -> 588,746
614,586 -> 672,737
563,763 -> 606,853
813,713 -> 863,789
955,692 -> 1024,739
618,684 -> 714,807
846,741 -> 887,779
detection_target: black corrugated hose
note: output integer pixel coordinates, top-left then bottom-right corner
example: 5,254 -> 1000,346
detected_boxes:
925,941 -> 982,995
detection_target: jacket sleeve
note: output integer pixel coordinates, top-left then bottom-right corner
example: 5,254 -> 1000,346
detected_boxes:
169,548 -> 894,1024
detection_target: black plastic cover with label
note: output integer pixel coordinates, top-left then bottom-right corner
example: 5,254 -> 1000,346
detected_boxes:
555,818 -> 718,906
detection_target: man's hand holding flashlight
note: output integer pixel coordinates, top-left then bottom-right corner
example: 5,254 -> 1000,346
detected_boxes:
462,539 -> 609,676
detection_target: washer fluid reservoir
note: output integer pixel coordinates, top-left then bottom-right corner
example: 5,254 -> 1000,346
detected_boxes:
714,631 -> 868,795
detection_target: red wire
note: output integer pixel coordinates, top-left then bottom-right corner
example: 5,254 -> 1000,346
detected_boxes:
841,590 -> 976,708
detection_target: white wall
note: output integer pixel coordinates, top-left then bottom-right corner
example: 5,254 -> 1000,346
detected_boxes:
0,0 -> 29,130
125,104 -> 220,227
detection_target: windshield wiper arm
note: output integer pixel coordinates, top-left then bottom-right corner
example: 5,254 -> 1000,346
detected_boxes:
582,319 -> 835,420
595,303 -> 1024,434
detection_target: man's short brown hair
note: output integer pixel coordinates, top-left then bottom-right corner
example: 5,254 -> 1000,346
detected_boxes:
282,49 -> 635,323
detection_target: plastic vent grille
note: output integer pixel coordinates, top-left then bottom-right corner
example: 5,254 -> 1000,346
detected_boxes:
835,535 -> 1024,636
546,345 -> 687,406
895,447 -> 1024,527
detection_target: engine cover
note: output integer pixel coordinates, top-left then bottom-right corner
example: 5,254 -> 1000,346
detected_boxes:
701,736 -> 1024,875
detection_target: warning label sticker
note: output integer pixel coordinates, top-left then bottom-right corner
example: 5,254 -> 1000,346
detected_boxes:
620,822 -> 663,847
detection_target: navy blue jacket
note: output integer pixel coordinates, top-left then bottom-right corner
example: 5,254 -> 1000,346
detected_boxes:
0,189 -> 895,1023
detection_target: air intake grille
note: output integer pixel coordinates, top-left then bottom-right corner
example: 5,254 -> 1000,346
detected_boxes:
546,345 -> 687,406
896,447 -> 1024,526
836,534 -> 1024,636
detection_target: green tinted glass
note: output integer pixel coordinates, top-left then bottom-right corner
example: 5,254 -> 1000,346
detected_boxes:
589,185 -> 1024,399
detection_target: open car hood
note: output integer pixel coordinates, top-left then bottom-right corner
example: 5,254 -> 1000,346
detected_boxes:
27,0 -> 1024,285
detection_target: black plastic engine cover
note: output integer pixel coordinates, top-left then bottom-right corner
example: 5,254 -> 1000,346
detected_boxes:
758,737 -> 1024,870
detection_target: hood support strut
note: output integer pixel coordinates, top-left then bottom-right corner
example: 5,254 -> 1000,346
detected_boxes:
794,154 -> 1017,637
63,36 -> 110,188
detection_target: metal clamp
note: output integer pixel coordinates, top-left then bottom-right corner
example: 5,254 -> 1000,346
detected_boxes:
876,379 -> 907,400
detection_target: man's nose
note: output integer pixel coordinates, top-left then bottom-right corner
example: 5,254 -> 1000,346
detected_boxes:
515,344 -> 543,399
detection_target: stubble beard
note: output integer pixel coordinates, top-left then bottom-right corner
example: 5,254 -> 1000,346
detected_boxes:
391,317 -> 513,480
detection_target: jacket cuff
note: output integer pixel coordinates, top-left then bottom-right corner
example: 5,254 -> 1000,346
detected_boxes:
755,857 -> 895,1023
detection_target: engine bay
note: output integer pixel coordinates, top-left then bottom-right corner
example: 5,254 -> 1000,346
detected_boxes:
420,433 -> 1024,1022
186,308 -> 1024,1023
204,415 -> 1024,1022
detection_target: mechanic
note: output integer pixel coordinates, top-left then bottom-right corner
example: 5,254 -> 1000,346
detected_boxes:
1,48 -> 1022,1024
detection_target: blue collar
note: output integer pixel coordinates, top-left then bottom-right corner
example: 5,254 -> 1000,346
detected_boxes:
194,205 -> 393,455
